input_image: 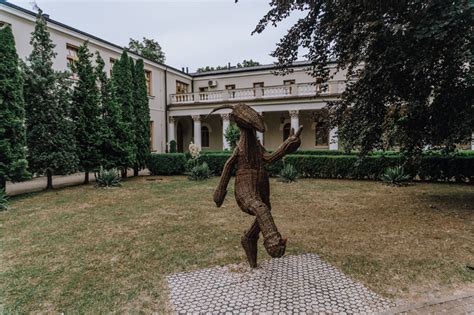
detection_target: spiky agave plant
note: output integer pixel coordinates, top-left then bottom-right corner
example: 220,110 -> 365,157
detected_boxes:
381,166 -> 411,186
96,167 -> 121,188
278,163 -> 299,183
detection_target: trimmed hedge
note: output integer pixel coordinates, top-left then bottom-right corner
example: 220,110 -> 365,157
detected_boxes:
148,153 -> 474,182
147,153 -> 186,175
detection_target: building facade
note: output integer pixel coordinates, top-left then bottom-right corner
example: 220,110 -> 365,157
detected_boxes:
2,2 -> 472,153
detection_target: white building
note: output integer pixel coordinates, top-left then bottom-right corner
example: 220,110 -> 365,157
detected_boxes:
2,2 -> 472,152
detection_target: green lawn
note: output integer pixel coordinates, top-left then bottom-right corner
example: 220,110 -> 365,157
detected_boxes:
1,176 -> 473,313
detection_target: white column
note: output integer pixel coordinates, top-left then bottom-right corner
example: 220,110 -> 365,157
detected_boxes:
221,113 -> 231,150
256,111 -> 264,144
289,110 -> 299,131
168,116 -> 176,143
192,115 -> 202,149
471,131 -> 474,150
329,127 -> 339,150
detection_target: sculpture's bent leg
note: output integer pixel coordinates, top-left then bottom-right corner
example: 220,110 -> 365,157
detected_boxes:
248,198 -> 286,258
241,219 -> 259,268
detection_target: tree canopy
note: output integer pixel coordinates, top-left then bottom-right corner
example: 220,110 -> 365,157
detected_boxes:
253,0 -> 473,156
196,59 -> 261,73
127,37 -> 165,63
23,10 -> 78,189
0,25 -> 29,189
71,42 -> 102,183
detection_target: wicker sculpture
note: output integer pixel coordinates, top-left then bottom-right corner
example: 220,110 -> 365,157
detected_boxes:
209,103 -> 303,268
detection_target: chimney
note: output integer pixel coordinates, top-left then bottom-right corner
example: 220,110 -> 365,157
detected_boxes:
181,67 -> 185,72
228,62 -> 231,69
186,67 -> 189,73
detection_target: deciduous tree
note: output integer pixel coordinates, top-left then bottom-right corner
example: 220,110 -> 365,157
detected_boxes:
127,37 -> 165,63
252,0 -> 473,158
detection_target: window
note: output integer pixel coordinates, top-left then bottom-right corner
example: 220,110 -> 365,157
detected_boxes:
226,84 -> 236,98
66,44 -> 79,79
145,70 -> 152,96
253,82 -> 264,96
315,121 -> 329,146
199,87 -> 209,101
109,58 -> 117,76
149,121 -> 154,151
283,123 -> 291,141
176,81 -> 189,94
0,21 -> 11,29
283,79 -> 295,95
201,126 -> 210,148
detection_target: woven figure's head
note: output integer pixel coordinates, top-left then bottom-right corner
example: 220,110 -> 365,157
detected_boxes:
207,103 -> 265,132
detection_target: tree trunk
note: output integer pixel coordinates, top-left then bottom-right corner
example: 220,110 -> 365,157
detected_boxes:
121,168 -> 128,179
0,176 -> 6,191
46,169 -> 53,190
133,166 -> 139,177
84,172 -> 89,184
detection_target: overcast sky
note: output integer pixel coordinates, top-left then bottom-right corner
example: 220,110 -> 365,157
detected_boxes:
10,0 -> 306,72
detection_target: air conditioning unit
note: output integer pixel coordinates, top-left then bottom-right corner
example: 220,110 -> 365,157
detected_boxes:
208,80 -> 218,87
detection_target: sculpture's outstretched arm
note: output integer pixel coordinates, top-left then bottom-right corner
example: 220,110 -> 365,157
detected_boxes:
263,126 -> 303,164
213,148 -> 238,207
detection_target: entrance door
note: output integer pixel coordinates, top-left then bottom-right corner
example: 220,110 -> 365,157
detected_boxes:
177,121 -> 184,152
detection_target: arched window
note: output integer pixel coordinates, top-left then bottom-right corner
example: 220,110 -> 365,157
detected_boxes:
315,121 -> 329,146
201,126 -> 210,148
283,123 -> 291,141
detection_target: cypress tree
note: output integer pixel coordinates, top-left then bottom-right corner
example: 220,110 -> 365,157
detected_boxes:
95,52 -> 127,170
0,25 -> 30,190
71,42 -> 102,184
23,10 -> 78,189
132,59 -> 151,176
111,51 -> 136,177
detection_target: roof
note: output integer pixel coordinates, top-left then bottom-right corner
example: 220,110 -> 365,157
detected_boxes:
0,0 -> 190,77
1,0 -> 333,78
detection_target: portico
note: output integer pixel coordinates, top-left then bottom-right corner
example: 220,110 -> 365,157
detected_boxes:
168,103 -> 339,152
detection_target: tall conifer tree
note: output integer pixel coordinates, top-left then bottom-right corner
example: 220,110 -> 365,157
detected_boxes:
95,53 -> 127,170
132,59 -> 151,176
0,25 -> 29,190
23,10 -> 78,189
71,42 -> 101,184
111,51 -> 136,177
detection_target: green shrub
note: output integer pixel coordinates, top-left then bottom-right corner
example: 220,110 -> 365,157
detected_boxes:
278,163 -> 299,183
198,154 -> 234,176
96,168 -> 121,188
147,153 -> 186,175
187,162 -> 212,181
169,140 -> 177,153
0,189 -> 8,211
224,123 -> 240,150
381,166 -> 411,186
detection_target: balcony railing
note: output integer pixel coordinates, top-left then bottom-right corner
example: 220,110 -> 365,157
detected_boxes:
169,81 -> 345,105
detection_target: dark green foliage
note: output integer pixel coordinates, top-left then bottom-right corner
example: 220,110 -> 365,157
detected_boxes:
71,42 -> 101,179
127,37 -> 165,63
196,59 -> 261,73
0,189 -> 8,210
95,53 -> 128,170
187,162 -> 212,181
381,166 -> 411,186
147,153 -> 186,175
254,0 -> 473,158
111,51 -> 136,172
0,25 -> 30,189
169,140 -> 177,153
224,123 -> 240,150
198,154 -> 234,176
132,59 -> 151,173
95,167 -> 121,188
278,163 -> 299,183
23,10 -> 78,188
